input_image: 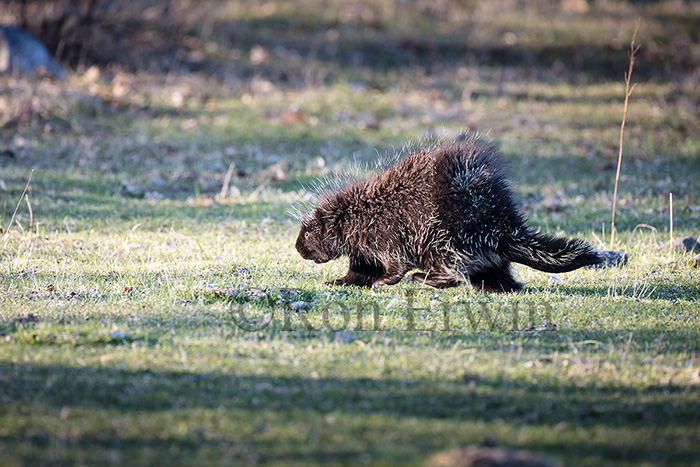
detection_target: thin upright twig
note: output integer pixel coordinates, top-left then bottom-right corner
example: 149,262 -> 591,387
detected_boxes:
219,162 -> 236,200
610,24 -> 640,250
669,192 -> 673,252
1,169 -> 34,246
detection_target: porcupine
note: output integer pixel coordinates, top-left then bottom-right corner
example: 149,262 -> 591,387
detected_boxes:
295,136 -> 618,292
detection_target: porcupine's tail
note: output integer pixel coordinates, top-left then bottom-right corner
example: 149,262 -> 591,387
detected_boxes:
506,228 -> 604,273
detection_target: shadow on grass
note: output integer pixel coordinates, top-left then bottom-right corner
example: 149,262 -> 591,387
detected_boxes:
1,361 -> 698,464
551,284 -> 700,302
0,169 -> 297,230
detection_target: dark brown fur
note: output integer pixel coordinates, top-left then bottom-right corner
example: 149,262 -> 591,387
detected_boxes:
295,138 -> 604,292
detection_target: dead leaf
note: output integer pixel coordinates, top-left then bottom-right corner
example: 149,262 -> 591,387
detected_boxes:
180,119 -> 198,130
258,160 -> 290,182
561,0 -> 590,15
250,45 -> 270,65
280,108 -> 305,124
83,65 -> 100,84
111,71 -> 134,99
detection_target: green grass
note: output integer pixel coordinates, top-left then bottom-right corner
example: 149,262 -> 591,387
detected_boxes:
1,0 -> 700,465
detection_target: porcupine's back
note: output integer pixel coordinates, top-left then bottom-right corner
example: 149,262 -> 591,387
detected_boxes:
332,139 -> 524,268
428,138 -> 603,273
429,139 -> 524,258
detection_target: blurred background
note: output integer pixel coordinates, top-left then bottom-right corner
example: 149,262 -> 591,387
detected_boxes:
2,0 -> 698,81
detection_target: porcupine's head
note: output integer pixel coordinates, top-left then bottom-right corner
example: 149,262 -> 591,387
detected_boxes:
295,209 -> 340,264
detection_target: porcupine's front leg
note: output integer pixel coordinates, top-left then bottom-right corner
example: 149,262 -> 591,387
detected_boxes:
326,270 -> 375,287
327,257 -> 383,287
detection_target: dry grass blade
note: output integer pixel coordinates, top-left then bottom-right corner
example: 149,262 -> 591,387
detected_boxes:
610,22 -> 641,250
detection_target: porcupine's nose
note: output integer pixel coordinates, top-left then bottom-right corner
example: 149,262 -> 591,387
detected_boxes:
295,236 -> 309,259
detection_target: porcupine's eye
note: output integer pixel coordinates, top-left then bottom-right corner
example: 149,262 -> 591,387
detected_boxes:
305,231 -> 310,240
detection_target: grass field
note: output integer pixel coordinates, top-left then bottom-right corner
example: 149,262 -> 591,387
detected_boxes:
1,0 -> 699,465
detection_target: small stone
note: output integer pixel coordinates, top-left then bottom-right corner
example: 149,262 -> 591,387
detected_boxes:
120,180 -> 145,198
277,288 -> 300,302
110,330 -> 129,340
0,26 -> 65,78
144,191 -> 164,200
680,237 -> 700,254
247,288 -> 268,300
657,236 -> 700,254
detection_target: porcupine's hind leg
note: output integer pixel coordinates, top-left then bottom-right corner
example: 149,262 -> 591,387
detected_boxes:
409,259 -> 462,288
409,272 -> 461,288
410,251 -> 463,288
371,260 -> 412,288
411,251 -> 520,291
467,264 -> 522,293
